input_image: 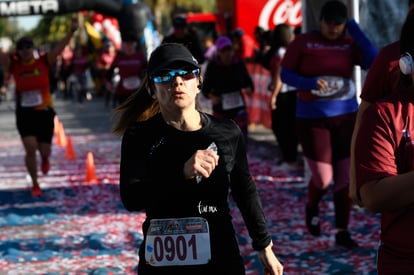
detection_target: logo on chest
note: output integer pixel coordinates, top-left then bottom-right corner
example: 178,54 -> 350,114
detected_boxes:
18,68 -> 42,78
197,201 -> 217,214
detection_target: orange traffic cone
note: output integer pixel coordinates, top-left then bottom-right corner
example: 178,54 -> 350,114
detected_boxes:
65,136 -> 76,160
58,122 -> 67,147
55,121 -> 62,146
54,116 -> 60,135
85,152 -> 98,183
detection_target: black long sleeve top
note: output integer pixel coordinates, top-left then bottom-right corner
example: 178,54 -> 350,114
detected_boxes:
120,112 -> 271,270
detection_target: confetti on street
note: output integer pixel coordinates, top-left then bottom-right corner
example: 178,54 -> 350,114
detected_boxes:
0,99 -> 380,274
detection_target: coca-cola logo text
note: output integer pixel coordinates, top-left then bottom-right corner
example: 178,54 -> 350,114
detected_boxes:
259,0 -> 302,29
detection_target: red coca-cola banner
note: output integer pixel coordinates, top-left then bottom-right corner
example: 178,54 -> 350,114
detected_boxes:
235,0 -> 302,38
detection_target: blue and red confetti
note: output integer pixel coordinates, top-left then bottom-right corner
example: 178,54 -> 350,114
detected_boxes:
0,133 -> 380,274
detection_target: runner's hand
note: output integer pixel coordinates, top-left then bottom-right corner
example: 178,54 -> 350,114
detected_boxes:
258,242 -> 284,275
183,149 -> 219,181
316,78 -> 328,90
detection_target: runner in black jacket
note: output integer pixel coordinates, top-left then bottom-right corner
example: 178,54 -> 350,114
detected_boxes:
113,43 -> 283,275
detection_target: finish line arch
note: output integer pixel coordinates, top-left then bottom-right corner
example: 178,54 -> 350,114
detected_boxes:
0,0 -> 149,42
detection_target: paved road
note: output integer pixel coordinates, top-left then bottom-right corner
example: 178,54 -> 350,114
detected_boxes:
0,95 -> 113,137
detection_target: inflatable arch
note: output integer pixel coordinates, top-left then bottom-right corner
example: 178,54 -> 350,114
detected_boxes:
0,0 -> 150,43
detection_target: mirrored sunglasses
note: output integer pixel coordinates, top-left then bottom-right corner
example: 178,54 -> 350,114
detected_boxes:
152,68 -> 200,83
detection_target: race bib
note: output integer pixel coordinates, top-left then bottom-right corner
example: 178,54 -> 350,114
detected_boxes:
311,76 -> 355,99
221,91 -> 245,110
122,76 -> 141,90
145,217 -> 211,267
20,90 -> 42,107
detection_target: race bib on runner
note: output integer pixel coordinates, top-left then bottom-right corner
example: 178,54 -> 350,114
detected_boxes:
221,91 -> 245,110
20,90 -> 42,107
122,76 -> 141,90
310,76 -> 355,100
145,217 -> 211,267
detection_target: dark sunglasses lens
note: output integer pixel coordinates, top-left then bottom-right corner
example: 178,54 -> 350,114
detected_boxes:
153,74 -> 172,83
182,69 -> 199,80
176,70 -> 192,79
153,69 -> 199,83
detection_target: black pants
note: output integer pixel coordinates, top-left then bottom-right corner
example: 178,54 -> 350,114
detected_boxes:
271,90 -> 298,163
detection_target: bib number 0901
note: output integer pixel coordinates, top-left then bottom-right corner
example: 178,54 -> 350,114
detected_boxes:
145,217 -> 211,266
153,234 -> 197,262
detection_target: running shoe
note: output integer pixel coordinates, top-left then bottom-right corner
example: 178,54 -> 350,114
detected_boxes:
306,204 -> 321,236
31,183 -> 42,197
336,230 -> 358,249
41,157 -> 50,175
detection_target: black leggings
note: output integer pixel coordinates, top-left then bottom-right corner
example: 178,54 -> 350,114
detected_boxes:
271,91 -> 298,162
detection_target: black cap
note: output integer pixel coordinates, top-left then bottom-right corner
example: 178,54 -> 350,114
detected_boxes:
148,43 -> 199,76
172,16 -> 187,28
320,0 -> 348,24
16,36 -> 34,49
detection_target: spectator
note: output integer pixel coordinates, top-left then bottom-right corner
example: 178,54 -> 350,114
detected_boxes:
202,36 -> 254,141
231,27 -> 257,63
203,35 -> 216,61
280,0 -> 377,248
96,40 -> 116,107
107,34 -> 147,107
252,26 -> 272,66
0,45 -> 7,103
268,23 -> 299,170
349,0 -> 414,205
67,45 -> 92,105
58,45 -> 73,99
354,8 -> 414,273
162,15 -> 205,64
